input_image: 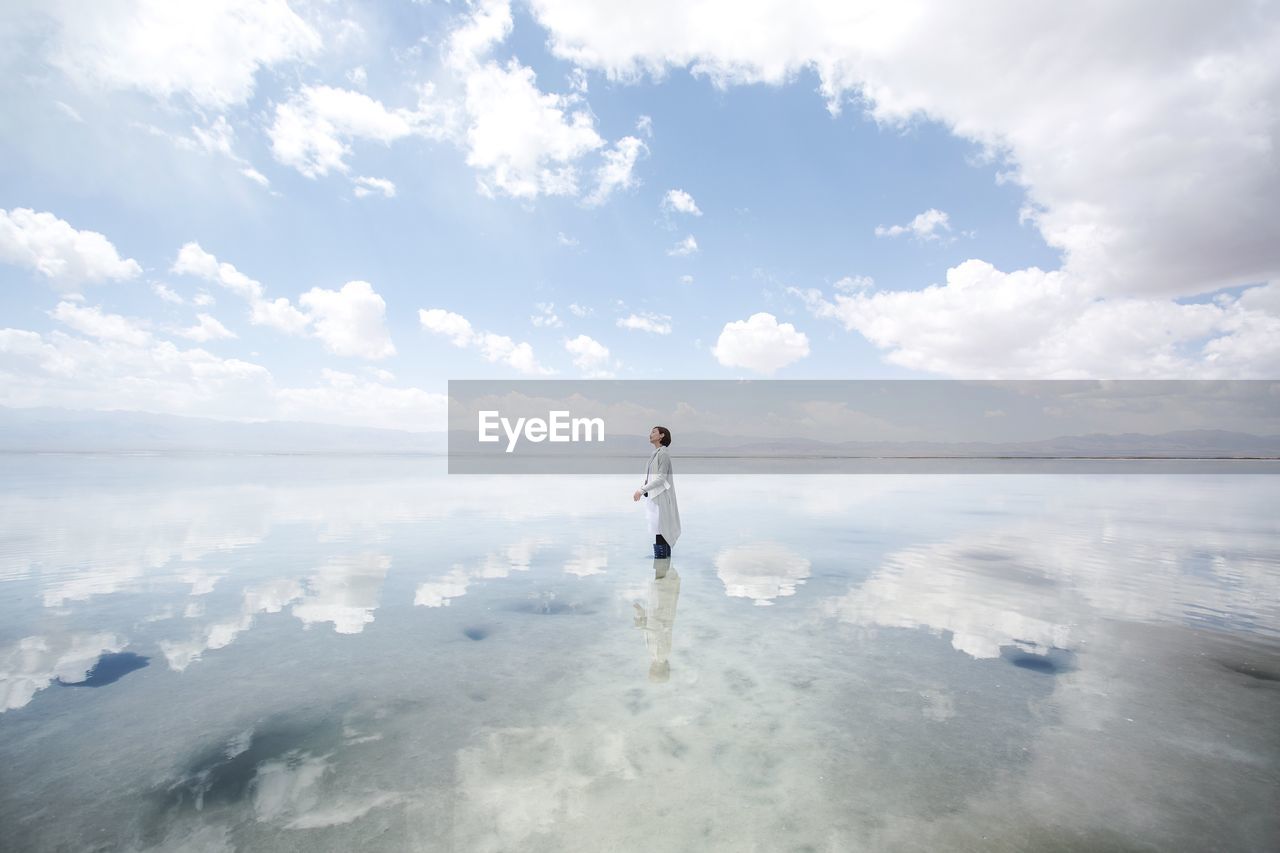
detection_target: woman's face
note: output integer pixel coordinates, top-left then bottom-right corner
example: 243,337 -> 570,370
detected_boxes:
649,427 -> 662,445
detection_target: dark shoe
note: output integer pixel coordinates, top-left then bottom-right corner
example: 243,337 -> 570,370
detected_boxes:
658,542 -> 672,558
653,543 -> 663,559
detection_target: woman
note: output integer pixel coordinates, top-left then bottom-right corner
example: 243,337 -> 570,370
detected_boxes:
632,426 -> 681,558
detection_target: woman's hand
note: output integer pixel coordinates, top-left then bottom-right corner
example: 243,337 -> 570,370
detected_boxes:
632,490 -> 642,502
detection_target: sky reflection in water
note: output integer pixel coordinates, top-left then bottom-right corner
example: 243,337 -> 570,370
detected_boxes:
0,455 -> 1277,852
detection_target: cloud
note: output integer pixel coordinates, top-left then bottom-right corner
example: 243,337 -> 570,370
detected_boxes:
568,303 -> 591,317
292,554 -> 390,635
527,0 -> 1280,299
557,232 -> 579,247
680,275 -> 693,285
616,312 -> 672,335
0,324 -> 445,431
299,281 -> 396,360
531,303 -> 563,328
875,208 -> 950,241
715,542 -> 811,606
275,370 -> 448,432
584,135 -> 646,206
662,189 -> 702,216
176,313 -> 236,343
460,59 -> 604,198
268,84 -> 450,178
152,283 -> 184,304
43,0 -> 320,109
834,275 -> 873,292
419,308 -> 551,374
564,334 -> 613,377
712,312 -> 810,375
353,176 -> 396,198
418,308 -> 476,347
51,301 -> 151,347
138,116 -> 272,189
0,324 -> 273,419
240,167 -> 271,188
172,242 -> 310,335
667,235 -> 698,256
1,634 -> 124,712
445,0 -> 515,70
0,208 -> 142,290
792,262 -> 1280,378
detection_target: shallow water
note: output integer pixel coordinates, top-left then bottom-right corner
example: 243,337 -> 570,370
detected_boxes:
1,455 -> 1277,852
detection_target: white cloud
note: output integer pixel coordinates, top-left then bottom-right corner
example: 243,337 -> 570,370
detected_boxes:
172,242 -> 310,335
792,262 -> 1280,378
568,303 -> 591,317
875,208 -> 950,241
346,66 -> 368,88
461,60 -> 604,198
712,312 -> 809,375
268,84 -> 449,178
662,189 -> 702,216
557,232 -> 579,247
531,303 -> 563,328
240,167 -> 271,188
250,297 -> 312,337
667,235 -> 698,256
299,281 -> 396,360
616,312 -> 672,335
635,114 -> 653,137
584,135 -> 646,206
1,633 -> 124,712
193,292 -> 215,307
178,313 -> 236,343
418,308 -> 476,347
292,554 -> 390,635
0,325 -> 273,419
527,0 -> 1280,299
834,275 -> 873,292
419,308 -> 551,374
153,283 -> 184,304
275,370 -> 448,432
175,245 -> 394,359
445,0 -> 515,70
679,275 -> 694,285
564,334 -> 613,377
715,542 -> 811,606
476,333 -> 552,375
44,0 -> 320,110
0,208 -> 141,290
0,326 -> 446,431
51,301 -> 151,347
53,100 -> 83,122
353,176 -> 397,198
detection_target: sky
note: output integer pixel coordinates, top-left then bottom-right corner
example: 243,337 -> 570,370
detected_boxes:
1,0 -> 1278,433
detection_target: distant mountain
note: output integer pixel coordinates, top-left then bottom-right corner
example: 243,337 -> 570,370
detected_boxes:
0,407 -> 447,453
2,408 -> 1276,457
449,427 -> 1280,458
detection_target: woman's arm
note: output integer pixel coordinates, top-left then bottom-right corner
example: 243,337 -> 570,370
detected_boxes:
643,450 -> 671,493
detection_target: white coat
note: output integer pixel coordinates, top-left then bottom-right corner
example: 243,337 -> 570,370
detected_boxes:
641,445 -> 682,546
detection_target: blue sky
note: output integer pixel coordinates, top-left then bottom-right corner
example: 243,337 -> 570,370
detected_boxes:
1,1 -> 1277,431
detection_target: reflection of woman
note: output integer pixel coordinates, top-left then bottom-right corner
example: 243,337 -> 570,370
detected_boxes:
632,426 -> 681,559
633,559 -> 681,682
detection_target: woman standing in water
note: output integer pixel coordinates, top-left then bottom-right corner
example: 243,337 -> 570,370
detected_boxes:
633,426 -> 681,558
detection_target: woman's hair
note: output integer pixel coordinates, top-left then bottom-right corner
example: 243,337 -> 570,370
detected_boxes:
654,426 -> 672,447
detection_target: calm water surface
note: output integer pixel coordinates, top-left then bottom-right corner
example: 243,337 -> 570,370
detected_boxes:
1,456 -> 1277,852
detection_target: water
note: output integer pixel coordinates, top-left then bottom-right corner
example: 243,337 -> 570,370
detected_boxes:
0,455 -> 1277,852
